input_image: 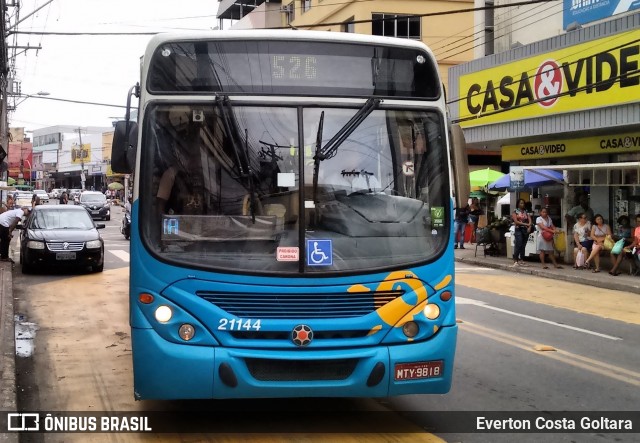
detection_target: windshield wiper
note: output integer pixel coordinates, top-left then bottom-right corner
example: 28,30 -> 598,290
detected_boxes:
216,96 -> 258,222
312,98 -> 381,202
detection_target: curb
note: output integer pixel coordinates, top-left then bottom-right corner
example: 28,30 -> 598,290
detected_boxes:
455,256 -> 640,294
0,262 -> 18,443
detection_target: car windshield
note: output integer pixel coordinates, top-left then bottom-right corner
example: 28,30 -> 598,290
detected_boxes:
81,194 -> 106,203
139,103 -> 450,275
30,210 -> 95,230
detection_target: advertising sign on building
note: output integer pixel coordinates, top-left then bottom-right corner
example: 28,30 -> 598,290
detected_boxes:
458,29 -> 639,127
564,0 -> 640,29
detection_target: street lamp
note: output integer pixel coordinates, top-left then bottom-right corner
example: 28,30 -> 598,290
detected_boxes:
10,91 -> 50,110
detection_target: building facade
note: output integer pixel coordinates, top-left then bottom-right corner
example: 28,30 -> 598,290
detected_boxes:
448,11 -> 640,252
30,126 -> 115,191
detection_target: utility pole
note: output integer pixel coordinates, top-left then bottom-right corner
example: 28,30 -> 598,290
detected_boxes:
77,127 -> 85,190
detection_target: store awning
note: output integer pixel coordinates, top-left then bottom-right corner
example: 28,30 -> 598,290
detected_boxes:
524,162 -> 640,187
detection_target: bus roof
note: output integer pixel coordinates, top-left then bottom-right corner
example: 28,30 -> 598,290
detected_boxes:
145,30 -> 436,60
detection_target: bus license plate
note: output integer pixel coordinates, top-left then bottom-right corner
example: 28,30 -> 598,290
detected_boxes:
394,361 -> 443,380
56,252 -> 76,260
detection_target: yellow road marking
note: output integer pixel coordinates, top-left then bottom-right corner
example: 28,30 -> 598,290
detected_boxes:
456,273 -> 640,325
460,320 -> 640,387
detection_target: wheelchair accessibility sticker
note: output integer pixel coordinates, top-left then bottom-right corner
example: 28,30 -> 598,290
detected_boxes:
306,239 -> 333,266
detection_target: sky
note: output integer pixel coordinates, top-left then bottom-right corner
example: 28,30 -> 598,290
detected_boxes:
8,0 -> 219,133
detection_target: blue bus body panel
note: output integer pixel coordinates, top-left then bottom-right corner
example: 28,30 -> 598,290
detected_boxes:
128,204 -> 458,399
132,325 -> 456,399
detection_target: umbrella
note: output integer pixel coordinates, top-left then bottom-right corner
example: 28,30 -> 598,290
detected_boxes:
469,168 -> 505,188
488,169 -> 563,191
470,190 -> 488,199
108,182 -> 124,191
496,193 -> 511,205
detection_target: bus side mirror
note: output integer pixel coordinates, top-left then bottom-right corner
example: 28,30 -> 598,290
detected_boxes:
450,124 -> 470,209
112,120 -> 138,174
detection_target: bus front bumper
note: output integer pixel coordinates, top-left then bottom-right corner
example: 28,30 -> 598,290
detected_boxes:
131,325 -> 457,400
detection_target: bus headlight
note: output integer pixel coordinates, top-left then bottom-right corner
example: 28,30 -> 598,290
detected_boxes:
424,304 -> 440,320
85,240 -> 102,249
154,305 -> 173,323
27,241 -> 45,250
179,324 -> 195,341
402,321 -> 419,338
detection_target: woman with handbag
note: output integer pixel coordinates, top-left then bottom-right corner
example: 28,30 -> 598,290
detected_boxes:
572,212 -> 592,269
536,207 -> 562,269
584,213 -> 611,273
511,198 -> 531,266
609,214 -> 633,276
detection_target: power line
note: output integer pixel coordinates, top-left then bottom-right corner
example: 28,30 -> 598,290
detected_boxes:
11,94 -> 137,109
267,0 -> 558,30
8,0 -> 559,35
433,1 -> 560,58
437,2 -> 565,61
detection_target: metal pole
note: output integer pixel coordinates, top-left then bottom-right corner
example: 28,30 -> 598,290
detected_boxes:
77,127 -> 85,190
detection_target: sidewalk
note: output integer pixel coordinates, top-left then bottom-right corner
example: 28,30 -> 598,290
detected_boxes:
455,242 -> 640,295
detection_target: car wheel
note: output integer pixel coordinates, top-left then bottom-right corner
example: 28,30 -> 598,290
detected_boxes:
93,263 -> 104,273
21,262 -> 33,274
124,233 -> 130,240
106,215 -> 111,221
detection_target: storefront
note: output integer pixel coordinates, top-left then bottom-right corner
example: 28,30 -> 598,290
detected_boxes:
448,12 -> 640,259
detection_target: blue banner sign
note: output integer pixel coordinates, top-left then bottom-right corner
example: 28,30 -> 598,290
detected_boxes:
564,0 -> 640,29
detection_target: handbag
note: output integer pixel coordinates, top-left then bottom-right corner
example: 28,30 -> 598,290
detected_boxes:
575,249 -> 585,267
541,230 -> 554,241
603,235 -> 615,251
611,239 -> 625,255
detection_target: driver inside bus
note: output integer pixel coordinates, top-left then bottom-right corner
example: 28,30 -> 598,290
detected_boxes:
154,110 -> 205,216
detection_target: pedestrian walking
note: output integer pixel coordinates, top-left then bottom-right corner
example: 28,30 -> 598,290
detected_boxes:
59,192 -> 69,205
454,202 -> 470,249
511,198 -> 531,266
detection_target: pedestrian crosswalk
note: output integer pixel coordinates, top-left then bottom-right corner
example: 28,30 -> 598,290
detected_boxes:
108,250 -> 130,262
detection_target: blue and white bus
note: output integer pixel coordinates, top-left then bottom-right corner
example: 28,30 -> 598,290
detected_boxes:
112,30 -> 469,400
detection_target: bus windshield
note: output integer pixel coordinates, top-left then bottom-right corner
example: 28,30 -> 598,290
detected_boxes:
140,102 -> 450,274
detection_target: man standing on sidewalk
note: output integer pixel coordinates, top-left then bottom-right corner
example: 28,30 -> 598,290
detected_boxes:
0,207 -> 30,262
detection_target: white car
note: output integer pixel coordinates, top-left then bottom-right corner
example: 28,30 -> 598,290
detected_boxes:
14,191 -> 33,208
34,189 -> 49,204
49,188 -> 63,199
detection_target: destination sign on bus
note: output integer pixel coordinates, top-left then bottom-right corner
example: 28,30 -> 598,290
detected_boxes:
148,40 -> 440,99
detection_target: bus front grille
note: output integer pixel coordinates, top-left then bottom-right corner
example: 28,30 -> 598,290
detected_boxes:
245,358 -> 357,381
196,290 -> 403,319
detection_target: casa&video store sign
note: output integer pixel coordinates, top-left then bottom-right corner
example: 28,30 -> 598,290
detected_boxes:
502,131 -> 640,161
458,29 -> 640,127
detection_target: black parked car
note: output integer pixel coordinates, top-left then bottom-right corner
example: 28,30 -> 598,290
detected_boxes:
18,205 -> 105,274
77,191 -> 111,220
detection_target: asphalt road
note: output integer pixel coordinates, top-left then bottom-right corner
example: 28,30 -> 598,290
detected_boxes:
8,210 -> 640,442
388,263 -> 640,442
